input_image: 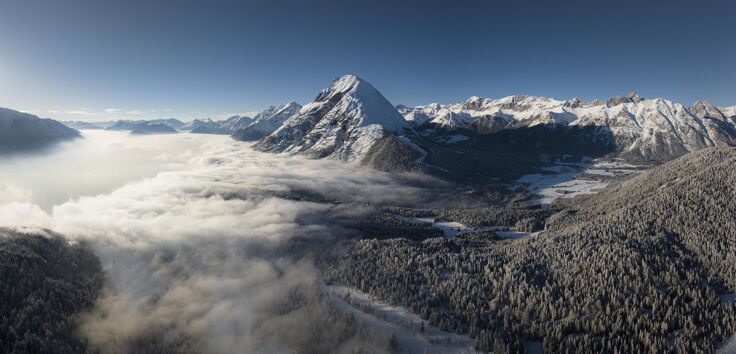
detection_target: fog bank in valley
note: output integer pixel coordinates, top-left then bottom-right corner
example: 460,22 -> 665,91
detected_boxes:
0,130 -> 224,210
0,132 -> 439,353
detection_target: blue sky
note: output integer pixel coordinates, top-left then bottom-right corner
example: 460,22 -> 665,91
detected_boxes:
0,0 -> 734,122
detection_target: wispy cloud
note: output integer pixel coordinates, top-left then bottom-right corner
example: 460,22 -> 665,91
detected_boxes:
125,110 -> 147,115
104,108 -> 120,114
66,109 -> 99,116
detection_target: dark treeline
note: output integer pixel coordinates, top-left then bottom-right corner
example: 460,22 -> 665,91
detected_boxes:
323,148 -> 736,353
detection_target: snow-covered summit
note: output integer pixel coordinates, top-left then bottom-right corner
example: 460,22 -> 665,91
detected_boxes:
315,74 -> 408,132
255,75 -> 409,161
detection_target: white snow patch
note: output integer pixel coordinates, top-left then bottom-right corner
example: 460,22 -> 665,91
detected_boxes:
516,171 -> 607,206
391,214 -> 508,238
325,284 -> 481,354
515,157 -> 646,206
496,229 -> 541,239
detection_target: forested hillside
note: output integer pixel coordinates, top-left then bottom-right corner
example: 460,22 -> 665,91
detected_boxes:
325,148 -> 736,353
0,229 -> 103,353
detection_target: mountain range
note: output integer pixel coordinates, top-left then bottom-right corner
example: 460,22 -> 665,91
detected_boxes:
189,102 -> 302,138
401,93 -> 736,162
11,74 -> 736,181
231,101 -> 301,141
129,122 -> 177,135
245,75 -> 736,182
61,121 -> 103,130
190,115 -> 253,134
105,118 -> 184,131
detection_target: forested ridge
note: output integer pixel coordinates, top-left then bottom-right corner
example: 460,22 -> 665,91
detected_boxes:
0,229 -> 103,353
324,148 -> 736,353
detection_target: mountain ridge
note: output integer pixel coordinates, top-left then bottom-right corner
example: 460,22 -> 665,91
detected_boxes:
400,93 -> 736,161
231,101 -> 302,141
0,107 -> 80,152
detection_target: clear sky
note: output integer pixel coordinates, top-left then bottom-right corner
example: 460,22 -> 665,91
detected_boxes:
1,0 -> 734,122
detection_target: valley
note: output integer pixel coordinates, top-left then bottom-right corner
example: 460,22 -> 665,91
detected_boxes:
1,77 -> 735,354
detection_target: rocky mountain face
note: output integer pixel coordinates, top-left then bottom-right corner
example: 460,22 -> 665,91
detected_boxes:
255,75 -> 408,161
400,94 -> 736,161
231,101 -> 301,141
0,107 -> 80,152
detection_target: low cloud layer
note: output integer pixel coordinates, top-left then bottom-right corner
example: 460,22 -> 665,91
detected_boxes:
0,133 -> 436,353
0,131 -> 220,210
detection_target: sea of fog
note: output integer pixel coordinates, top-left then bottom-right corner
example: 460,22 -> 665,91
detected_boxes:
0,130 -> 436,353
0,130 -> 229,210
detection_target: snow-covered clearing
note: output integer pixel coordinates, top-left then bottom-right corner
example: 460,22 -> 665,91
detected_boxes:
515,157 -> 645,206
391,214 -> 538,239
515,171 -> 607,206
325,284 -> 481,354
496,230 -> 542,239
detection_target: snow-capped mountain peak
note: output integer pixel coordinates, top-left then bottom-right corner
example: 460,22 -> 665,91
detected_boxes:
255,74 -> 409,161
314,74 -> 408,132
